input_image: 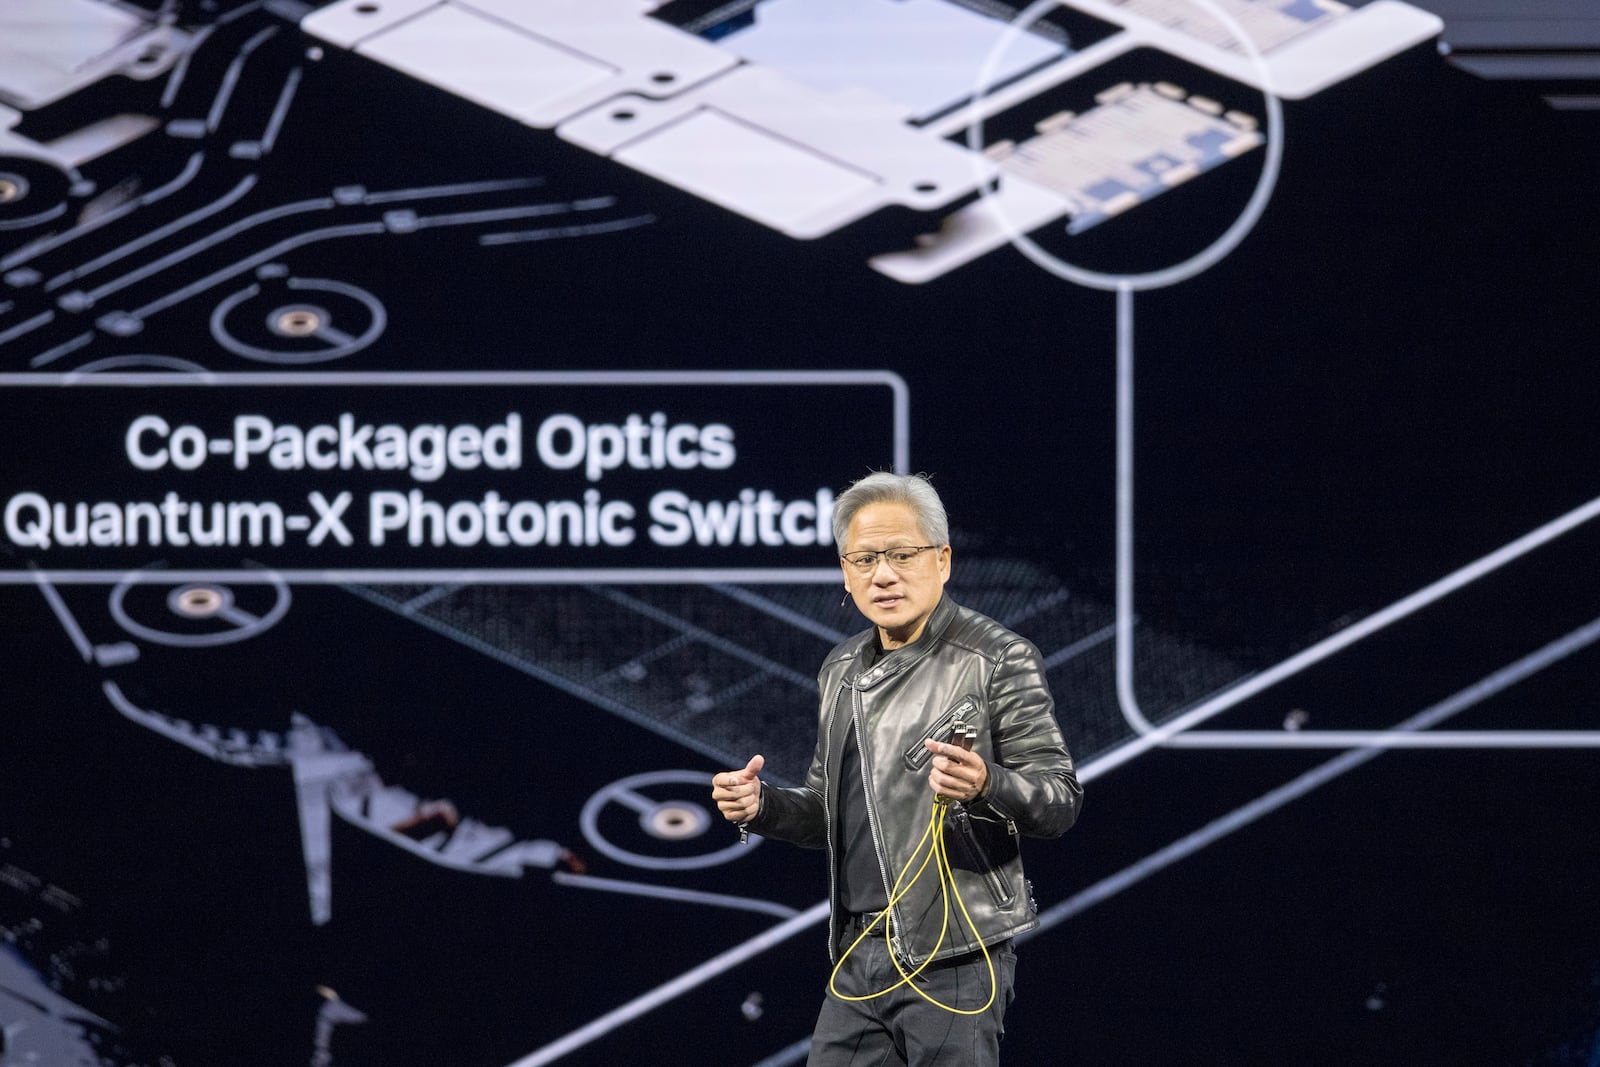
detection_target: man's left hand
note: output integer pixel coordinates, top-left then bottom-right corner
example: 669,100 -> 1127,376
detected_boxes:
924,739 -> 988,804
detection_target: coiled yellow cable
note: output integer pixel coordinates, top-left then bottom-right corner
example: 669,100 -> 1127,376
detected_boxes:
827,797 -> 998,1015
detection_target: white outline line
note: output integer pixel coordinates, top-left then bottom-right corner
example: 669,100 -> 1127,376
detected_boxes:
1167,731 -> 1600,748
3,368 -> 908,475
1042,620 -> 1118,670
29,569 -> 93,662
63,176 -> 538,304
207,25 -> 280,132
590,586 -> 818,690
709,583 -> 849,644
259,65 -> 302,153
1035,612 -> 1600,932
1,371 -> 907,583
1115,285 -> 1155,734
0,310 -> 54,346
1113,286 -> 1600,755
28,331 -> 94,369
361,177 -> 545,205
397,583 -> 461,614
218,1 -> 266,26
1,152 -> 207,272
162,24 -> 215,108
477,213 -> 656,245
115,196 -> 649,321
1103,485 -> 1600,770
502,901 -> 830,1067
127,218 -> 385,318
50,175 -> 263,294
0,369 -> 908,392
550,871 -> 798,920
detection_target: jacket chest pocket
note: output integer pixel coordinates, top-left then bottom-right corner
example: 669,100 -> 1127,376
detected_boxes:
901,695 -> 982,771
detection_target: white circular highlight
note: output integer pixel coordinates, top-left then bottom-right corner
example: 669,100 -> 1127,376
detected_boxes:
968,0 -> 1284,291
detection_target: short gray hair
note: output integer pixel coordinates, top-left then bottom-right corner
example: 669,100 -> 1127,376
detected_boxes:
832,472 -> 949,552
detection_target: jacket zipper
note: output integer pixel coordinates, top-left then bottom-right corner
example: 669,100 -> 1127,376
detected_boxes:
950,806 -> 1016,908
822,683 -> 841,962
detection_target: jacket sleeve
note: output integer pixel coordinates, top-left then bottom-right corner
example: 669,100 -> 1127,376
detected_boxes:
972,638 -> 1082,839
746,687 -> 831,849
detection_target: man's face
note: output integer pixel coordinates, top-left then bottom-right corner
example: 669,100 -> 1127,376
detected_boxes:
840,502 -> 951,649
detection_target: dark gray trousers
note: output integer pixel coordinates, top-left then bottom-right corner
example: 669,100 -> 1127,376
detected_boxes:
807,933 -> 1017,1067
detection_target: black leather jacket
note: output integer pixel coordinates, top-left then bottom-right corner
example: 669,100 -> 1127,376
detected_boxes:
751,595 -> 1081,964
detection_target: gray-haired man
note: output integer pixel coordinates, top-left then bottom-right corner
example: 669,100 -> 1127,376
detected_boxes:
713,471 -> 1082,1065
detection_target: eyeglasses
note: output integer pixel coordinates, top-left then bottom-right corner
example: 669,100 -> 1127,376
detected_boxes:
841,545 -> 939,573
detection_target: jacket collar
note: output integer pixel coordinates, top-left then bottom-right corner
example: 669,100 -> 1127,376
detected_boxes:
847,594 -> 958,690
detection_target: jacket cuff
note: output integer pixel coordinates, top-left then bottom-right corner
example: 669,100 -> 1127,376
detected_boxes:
969,761 -> 1014,822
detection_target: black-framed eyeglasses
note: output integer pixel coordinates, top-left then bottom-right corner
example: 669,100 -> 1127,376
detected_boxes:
840,545 -> 939,573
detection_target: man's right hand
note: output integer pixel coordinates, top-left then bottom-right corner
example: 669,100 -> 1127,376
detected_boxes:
711,754 -> 764,823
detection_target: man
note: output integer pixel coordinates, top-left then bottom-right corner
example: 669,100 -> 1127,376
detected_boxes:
712,471 -> 1082,1066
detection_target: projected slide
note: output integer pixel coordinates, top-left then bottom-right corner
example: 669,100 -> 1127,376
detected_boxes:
3,2 -> 1598,1065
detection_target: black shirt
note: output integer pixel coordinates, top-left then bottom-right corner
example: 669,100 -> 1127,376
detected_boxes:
836,643 -> 890,915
